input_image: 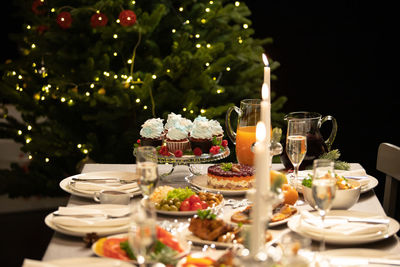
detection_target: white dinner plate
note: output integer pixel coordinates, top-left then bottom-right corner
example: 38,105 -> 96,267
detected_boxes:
47,257 -> 133,267
142,198 -> 224,217
59,171 -> 142,199
287,210 -> 400,245
177,250 -> 228,267
45,204 -> 131,237
92,232 -> 190,264
186,175 -> 249,196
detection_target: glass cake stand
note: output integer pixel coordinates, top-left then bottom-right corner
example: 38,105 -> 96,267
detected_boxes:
133,147 -> 230,182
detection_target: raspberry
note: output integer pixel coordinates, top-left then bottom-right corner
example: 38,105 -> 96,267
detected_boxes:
174,150 -> 183,157
221,140 -> 228,148
209,145 -> 220,155
193,147 -> 202,156
159,145 -> 169,156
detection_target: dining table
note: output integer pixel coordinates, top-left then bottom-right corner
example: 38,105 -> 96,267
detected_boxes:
41,162 -> 400,265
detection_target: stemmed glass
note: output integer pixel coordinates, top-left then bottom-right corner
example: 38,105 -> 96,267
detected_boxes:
128,202 -> 157,267
136,146 -> 159,199
311,159 -> 336,253
285,119 -> 307,204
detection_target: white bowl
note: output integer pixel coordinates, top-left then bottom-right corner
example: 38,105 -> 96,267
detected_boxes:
302,179 -> 361,210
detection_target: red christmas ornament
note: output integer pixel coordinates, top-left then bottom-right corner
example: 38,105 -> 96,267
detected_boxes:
119,10 -> 137,26
90,12 -> 108,28
32,0 -> 46,15
57,11 -> 72,29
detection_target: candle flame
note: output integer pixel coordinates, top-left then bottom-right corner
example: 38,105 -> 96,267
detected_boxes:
261,83 -> 269,100
262,53 -> 269,67
256,121 -> 266,142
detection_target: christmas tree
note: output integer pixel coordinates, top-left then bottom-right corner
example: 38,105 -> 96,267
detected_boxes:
0,0 -> 286,197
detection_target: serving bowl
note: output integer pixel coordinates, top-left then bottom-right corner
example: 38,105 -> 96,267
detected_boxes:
302,179 -> 361,210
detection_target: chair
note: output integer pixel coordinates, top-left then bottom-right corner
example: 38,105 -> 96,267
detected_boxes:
376,142 -> 400,217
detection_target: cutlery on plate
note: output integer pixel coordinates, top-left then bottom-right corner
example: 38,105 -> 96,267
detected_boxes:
304,217 -> 390,227
71,177 -> 137,183
53,208 -> 131,218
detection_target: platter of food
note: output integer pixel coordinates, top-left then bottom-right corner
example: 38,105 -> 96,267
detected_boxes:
92,227 -> 190,266
148,186 -> 224,216
183,209 -> 273,248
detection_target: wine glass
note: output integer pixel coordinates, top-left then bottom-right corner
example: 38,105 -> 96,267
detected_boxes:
136,146 -> 159,198
285,119 -> 307,203
311,159 -> 336,253
128,202 -> 157,267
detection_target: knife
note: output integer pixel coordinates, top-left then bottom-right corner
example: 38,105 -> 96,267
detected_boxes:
71,177 -> 137,183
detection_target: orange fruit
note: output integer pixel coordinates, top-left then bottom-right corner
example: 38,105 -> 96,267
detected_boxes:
282,184 -> 298,205
270,170 -> 288,185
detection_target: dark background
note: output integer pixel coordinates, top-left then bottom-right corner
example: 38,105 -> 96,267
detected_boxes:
2,1 -> 398,201
0,1 -> 399,266
1,2 -> 398,205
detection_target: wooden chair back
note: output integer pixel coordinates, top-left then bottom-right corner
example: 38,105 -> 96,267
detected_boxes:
377,142 -> 400,217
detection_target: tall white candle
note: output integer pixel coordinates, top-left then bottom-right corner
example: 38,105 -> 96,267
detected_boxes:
262,54 -> 270,89
261,83 -> 271,190
250,121 -> 268,255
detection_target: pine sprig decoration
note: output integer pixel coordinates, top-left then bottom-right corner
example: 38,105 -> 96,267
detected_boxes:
319,149 -> 350,170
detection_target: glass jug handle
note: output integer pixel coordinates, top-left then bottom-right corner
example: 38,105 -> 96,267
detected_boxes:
320,115 -> 337,151
225,105 -> 241,145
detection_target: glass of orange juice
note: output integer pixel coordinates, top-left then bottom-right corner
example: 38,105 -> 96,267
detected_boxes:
225,99 -> 260,166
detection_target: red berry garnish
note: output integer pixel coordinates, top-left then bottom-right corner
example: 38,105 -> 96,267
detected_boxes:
193,147 -> 202,156
159,145 -> 169,156
221,140 -> 228,148
137,139 -> 141,144
209,146 -> 220,155
174,150 -> 183,157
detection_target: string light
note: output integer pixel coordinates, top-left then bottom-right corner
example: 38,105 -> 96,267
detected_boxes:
226,67 -> 231,71
31,44 -> 36,49
27,125 -> 32,131
143,106 -> 148,110
113,34 -> 118,39
152,74 -> 157,79
243,24 -> 248,29
235,1 -> 240,7
85,92 -> 90,96
201,19 -> 207,24
28,155 -> 33,160
61,97 -> 66,102
195,34 -> 200,38
196,44 -> 201,48
83,149 -> 89,154
26,25 -> 31,30
179,7 -> 184,11
26,137 -> 32,144
17,130 -> 23,135
205,8 -> 210,12
206,43 -> 211,48
136,98 -> 140,103
183,107 -> 187,111
171,29 -> 176,33
77,144 -> 82,148
45,158 -> 50,163
200,109 -> 206,114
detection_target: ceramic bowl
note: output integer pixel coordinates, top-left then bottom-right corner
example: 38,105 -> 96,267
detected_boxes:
302,179 -> 361,210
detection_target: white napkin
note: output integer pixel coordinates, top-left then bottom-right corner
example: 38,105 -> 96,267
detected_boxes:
56,205 -> 130,217
52,216 -> 129,228
22,259 -> 58,267
69,180 -> 139,193
299,210 -> 387,237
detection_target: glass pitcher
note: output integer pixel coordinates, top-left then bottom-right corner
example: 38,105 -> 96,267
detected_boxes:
225,99 -> 282,166
280,112 -> 337,170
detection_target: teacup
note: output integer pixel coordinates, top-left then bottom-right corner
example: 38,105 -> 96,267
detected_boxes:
93,190 -> 131,205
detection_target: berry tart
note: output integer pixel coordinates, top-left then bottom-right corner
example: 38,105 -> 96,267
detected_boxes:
207,163 -> 255,190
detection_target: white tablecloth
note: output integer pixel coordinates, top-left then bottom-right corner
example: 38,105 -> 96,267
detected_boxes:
42,163 -> 400,261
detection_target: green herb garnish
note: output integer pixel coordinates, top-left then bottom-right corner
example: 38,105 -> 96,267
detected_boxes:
149,240 -> 179,265
302,175 -> 313,188
120,240 -> 136,260
197,209 -> 217,220
167,187 -> 195,201
220,163 -> 232,172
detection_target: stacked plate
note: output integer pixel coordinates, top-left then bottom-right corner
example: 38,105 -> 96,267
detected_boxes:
45,204 -> 131,237
288,210 -> 400,245
59,171 -> 141,198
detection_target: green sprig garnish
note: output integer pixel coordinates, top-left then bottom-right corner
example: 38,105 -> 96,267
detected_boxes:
197,209 -> 217,220
220,163 -> 232,172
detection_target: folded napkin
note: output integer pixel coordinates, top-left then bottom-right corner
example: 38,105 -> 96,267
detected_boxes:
52,216 -> 130,228
299,210 -> 387,237
69,180 -> 139,193
56,205 -> 130,217
22,259 -> 58,267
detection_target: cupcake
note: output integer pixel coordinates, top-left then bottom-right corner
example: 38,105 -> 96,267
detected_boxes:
165,126 -> 190,153
209,119 -> 224,143
139,118 -> 164,147
178,117 -> 193,133
190,121 -> 213,153
164,112 -> 182,131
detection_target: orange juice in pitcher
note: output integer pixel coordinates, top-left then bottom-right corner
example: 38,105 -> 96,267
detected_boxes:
236,126 -> 256,166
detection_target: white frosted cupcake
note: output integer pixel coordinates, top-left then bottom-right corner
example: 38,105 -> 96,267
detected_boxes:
190,121 -> 213,153
164,112 -> 182,131
139,118 -> 164,147
209,119 -> 224,143
165,126 -> 190,153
